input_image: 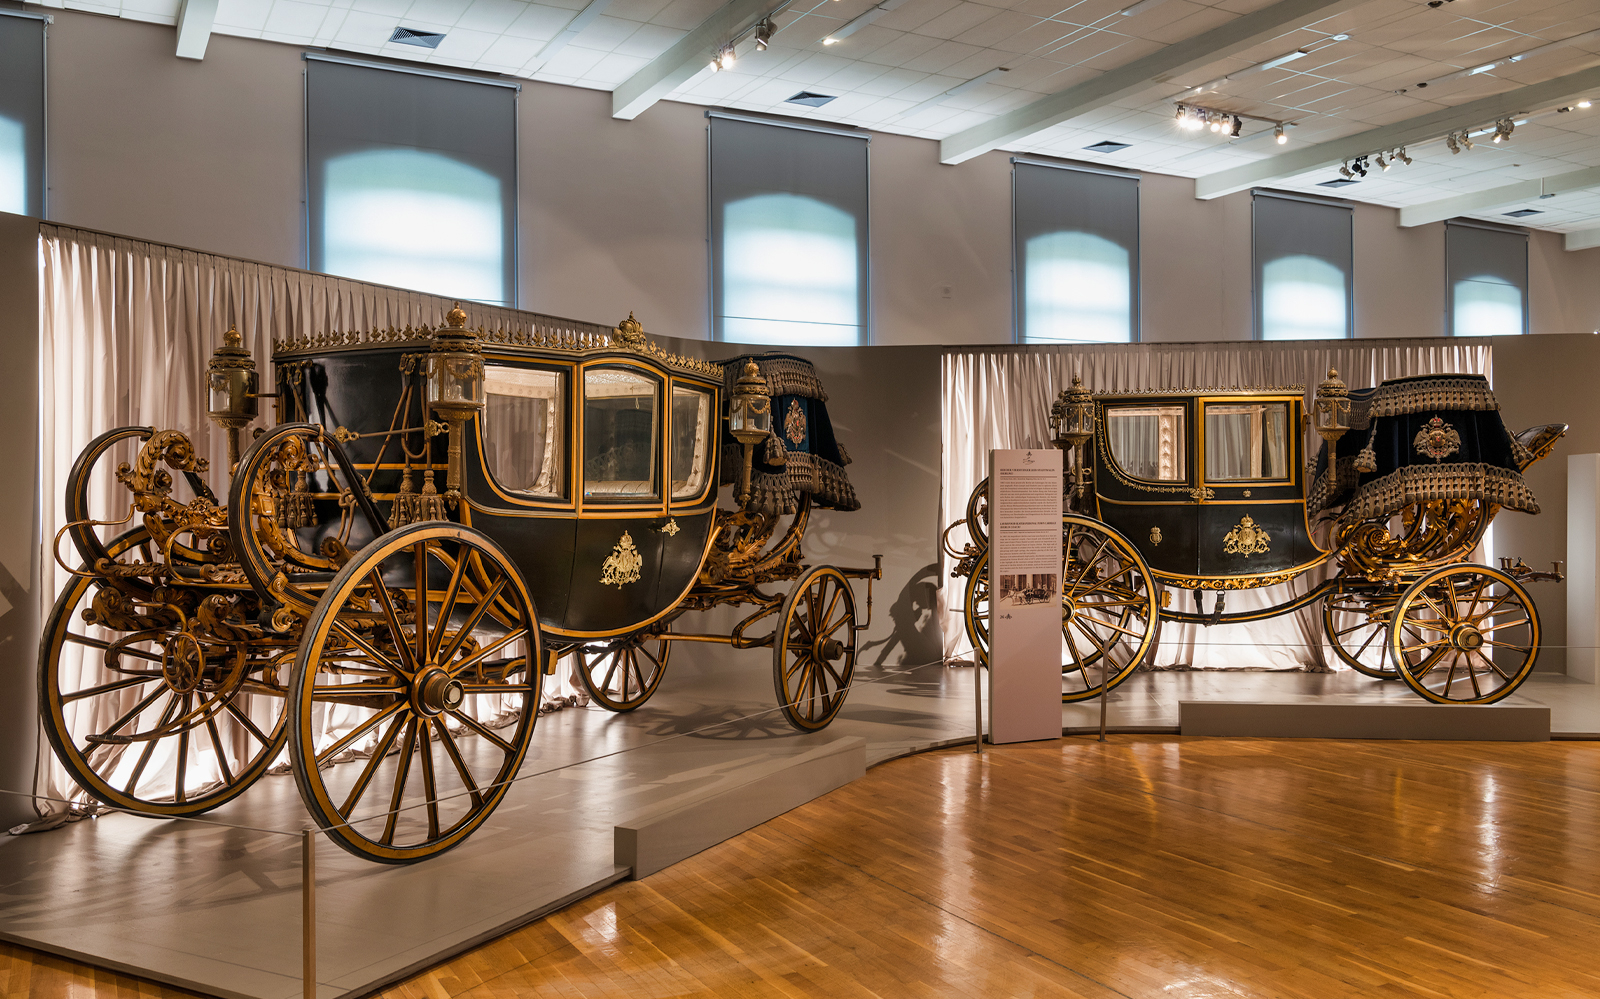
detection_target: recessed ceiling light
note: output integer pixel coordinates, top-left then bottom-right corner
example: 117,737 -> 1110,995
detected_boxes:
1084,141 -> 1131,153
1503,208 -> 1543,218
390,26 -> 445,48
786,91 -> 836,107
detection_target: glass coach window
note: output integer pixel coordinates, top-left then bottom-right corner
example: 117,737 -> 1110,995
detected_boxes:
1253,191 -> 1352,340
584,368 -> 659,499
1105,405 -> 1185,481
1205,402 -> 1288,481
0,11 -> 46,218
1013,161 -> 1139,344
483,366 -> 565,497
306,56 -> 518,306
709,113 -> 869,346
671,385 -> 712,499
1447,220 -> 1527,336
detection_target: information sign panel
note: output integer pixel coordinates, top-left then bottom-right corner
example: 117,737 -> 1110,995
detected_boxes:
987,448 -> 1063,744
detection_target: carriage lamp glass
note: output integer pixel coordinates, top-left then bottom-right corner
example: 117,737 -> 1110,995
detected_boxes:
1313,368 -> 1351,444
1049,375 -> 1095,450
728,359 -> 771,445
428,304 -> 486,420
207,326 -> 259,469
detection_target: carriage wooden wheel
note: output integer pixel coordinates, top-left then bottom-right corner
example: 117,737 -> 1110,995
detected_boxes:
1322,589 -> 1399,679
289,521 -> 542,863
773,565 -> 858,732
573,633 -> 671,712
39,528 -> 291,814
1386,563 -> 1539,705
1058,516 -> 1159,702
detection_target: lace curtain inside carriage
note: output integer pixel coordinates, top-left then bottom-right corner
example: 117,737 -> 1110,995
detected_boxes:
940,340 -> 1493,671
31,225 -> 556,816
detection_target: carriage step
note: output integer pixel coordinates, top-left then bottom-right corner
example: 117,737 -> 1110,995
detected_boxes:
1179,699 -> 1550,741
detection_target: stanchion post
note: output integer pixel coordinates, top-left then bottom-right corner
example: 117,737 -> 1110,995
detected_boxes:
303,829 -> 316,999
1098,670 -> 1109,743
974,660 -> 984,754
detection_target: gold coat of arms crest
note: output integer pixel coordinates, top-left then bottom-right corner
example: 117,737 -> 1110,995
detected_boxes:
1413,415 -> 1461,462
1223,515 -> 1271,556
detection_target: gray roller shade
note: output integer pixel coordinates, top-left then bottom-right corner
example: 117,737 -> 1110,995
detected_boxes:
1447,220 -> 1527,337
0,12 -> 46,218
709,113 -> 869,345
1013,160 -> 1139,343
1253,191 -> 1352,340
306,56 -> 518,307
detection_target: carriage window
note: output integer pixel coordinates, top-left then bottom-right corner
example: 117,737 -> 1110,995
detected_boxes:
584,368 -> 659,499
483,366 -> 565,498
1205,402 -> 1289,481
671,386 -> 712,499
1105,405 -> 1186,481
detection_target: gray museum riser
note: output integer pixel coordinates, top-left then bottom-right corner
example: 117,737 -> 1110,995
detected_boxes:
6,651 -> 1600,999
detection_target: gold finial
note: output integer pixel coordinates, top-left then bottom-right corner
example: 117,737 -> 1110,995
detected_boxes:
614,311 -> 646,347
223,325 -> 242,348
446,302 -> 468,328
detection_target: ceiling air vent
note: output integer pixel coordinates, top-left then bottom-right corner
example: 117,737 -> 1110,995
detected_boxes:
390,26 -> 446,48
1318,178 -> 1359,188
786,91 -> 837,107
1084,140 -> 1130,153
1503,208 -> 1543,218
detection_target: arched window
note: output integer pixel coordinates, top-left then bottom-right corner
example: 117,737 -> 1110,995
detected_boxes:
720,193 -> 859,346
1452,275 -> 1522,337
322,148 -> 505,305
1023,231 -> 1131,343
1261,254 -> 1347,341
0,116 -> 23,216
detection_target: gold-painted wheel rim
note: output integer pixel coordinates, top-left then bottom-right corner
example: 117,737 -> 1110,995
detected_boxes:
773,566 -> 857,732
1386,563 -> 1539,705
575,635 -> 670,712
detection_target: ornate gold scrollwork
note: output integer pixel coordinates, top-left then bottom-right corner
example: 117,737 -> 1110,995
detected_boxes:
600,531 -> 643,588
1223,515 -> 1271,556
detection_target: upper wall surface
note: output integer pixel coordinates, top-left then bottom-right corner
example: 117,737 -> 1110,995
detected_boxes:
33,10 -> 1600,344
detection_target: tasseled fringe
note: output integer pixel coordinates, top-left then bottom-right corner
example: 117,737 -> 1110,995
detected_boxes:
1368,374 -> 1499,417
282,469 -> 315,530
415,468 -> 449,521
389,464 -> 418,529
1353,426 -> 1379,474
763,432 -> 788,466
1338,462 -> 1540,525
723,354 -> 829,402
737,451 -> 861,516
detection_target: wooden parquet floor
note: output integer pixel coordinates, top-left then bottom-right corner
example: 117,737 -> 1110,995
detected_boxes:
9,735 -> 1600,998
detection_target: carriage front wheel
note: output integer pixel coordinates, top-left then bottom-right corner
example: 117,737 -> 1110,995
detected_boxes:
574,633 -> 671,712
1386,563 -> 1539,705
290,522 -> 543,863
773,565 -> 858,732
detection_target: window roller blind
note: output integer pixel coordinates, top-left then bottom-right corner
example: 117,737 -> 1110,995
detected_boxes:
1447,221 -> 1527,337
306,58 -> 518,306
709,115 -> 869,345
1253,192 -> 1353,341
1013,162 -> 1139,343
0,13 -> 46,218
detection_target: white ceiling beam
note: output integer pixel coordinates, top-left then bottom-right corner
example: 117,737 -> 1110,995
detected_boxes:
1567,228 -> 1600,251
612,0 -> 774,120
937,0 -> 1365,166
175,0 -> 218,60
523,0 -> 615,75
1398,166 -> 1600,227
1194,63 -> 1600,199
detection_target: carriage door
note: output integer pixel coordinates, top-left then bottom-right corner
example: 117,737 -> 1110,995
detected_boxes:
1099,403 -> 1199,577
568,365 -> 666,634
1197,399 -> 1299,577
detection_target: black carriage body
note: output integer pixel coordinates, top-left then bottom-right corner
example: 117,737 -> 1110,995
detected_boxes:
1088,390 -> 1327,589
278,339 -> 724,641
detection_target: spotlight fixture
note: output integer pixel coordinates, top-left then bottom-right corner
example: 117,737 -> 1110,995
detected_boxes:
1376,153 -> 1388,170
1274,123 -> 1287,144
1397,146 -> 1412,165
1340,161 -> 1353,178
1352,155 -> 1368,177
1461,131 -> 1473,149
1446,132 -> 1460,153
1229,115 -> 1243,137
755,18 -> 772,50
1581,100 -> 1594,108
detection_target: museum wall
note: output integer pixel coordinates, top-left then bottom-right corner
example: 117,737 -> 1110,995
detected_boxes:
34,9 -> 1600,347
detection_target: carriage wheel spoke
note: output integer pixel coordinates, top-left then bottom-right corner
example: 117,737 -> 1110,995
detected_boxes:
201,695 -> 235,786
65,632 -> 164,663
417,720 -> 441,841
448,709 -> 518,756
438,577 -> 509,666
340,712 -> 407,815
371,574 -> 418,674
314,700 -> 406,765
379,718 -> 420,846
1478,616 -> 1531,635
63,672 -> 159,703
429,544 -> 470,662
223,699 -> 274,746
96,684 -> 169,743
414,542 -> 431,668
432,718 -> 484,810
448,629 -> 526,678
123,695 -> 180,796
174,695 -> 192,802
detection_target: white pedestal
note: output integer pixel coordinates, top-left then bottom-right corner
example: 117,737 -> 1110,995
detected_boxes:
1567,454 -> 1600,683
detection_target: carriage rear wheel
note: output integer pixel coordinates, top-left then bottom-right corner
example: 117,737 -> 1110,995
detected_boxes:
575,634 -> 671,712
290,522 -> 542,863
966,478 -> 990,549
39,528 -> 289,815
1323,590 -> 1399,679
1386,563 -> 1539,705
773,566 -> 857,732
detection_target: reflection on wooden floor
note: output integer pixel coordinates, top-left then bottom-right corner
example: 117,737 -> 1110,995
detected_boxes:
11,735 -> 1600,998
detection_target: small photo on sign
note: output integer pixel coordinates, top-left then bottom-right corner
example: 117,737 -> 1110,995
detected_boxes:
996,573 -> 1059,608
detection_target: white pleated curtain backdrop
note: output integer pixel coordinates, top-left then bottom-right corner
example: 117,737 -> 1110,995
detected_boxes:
33,225 -> 541,812
939,340 -> 1493,669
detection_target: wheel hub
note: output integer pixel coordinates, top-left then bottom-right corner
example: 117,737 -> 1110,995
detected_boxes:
1449,623 -> 1484,652
813,636 -> 845,662
414,666 -> 465,716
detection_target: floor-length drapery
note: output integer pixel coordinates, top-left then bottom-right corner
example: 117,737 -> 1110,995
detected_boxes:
33,225 -> 571,814
939,340 -> 1493,668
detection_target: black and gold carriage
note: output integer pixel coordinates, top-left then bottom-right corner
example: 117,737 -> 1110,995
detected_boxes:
945,371 -> 1565,706
40,308 -> 877,863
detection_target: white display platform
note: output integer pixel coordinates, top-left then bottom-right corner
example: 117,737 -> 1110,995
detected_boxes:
1178,698 -> 1550,740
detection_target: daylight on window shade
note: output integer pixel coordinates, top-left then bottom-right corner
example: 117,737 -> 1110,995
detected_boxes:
722,193 -> 859,345
324,148 -> 504,304
0,117 -> 24,216
1024,231 -> 1131,343
1261,254 -> 1346,340
1453,275 -> 1523,336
